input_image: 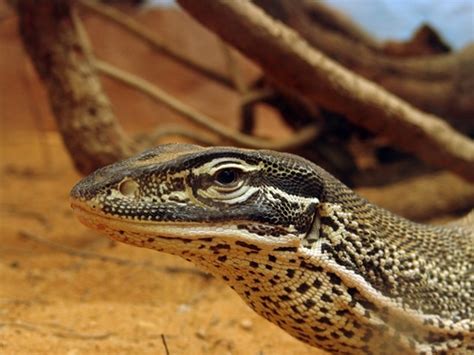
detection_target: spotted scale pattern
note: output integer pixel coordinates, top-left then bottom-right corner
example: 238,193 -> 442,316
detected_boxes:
71,144 -> 474,354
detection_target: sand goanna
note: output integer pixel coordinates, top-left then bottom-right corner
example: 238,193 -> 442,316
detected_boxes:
70,144 -> 473,354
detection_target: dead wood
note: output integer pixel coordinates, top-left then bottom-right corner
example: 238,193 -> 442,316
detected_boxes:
95,60 -> 321,150
78,1 -> 331,152
357,172 -> 474,221
161,334 -> 171,355
79,0 -> 234,89
16,0 -> 135,175
76,0 -> 360,179
219,41 -> 248,94
253,0 -> 474,133
177,0 -> 474,181
82,0 -> 468,133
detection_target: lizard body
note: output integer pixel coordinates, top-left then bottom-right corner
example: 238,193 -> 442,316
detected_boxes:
70,144 -> 473,354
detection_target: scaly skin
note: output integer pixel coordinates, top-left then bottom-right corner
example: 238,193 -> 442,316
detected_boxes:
70,144 -> 473,354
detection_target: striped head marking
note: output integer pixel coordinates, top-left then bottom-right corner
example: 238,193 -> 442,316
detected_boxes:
70,144 -> 326,250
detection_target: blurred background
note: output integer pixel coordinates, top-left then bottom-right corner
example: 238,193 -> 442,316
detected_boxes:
150,0 -> 474,48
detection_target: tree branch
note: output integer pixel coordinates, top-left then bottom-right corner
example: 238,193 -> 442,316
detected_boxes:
177,0 -> 474,181
357,172 -> 474,221
254,0 -> 474,132
16,0 -> 134,175
136,125 -> 220,148
78,0 -> 234,88
95,59 -> 320,150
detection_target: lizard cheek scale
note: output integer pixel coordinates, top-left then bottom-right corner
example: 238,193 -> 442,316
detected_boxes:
70,143 -> 474,355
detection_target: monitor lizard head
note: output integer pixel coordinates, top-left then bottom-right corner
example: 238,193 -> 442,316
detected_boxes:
70,143 -> 327,254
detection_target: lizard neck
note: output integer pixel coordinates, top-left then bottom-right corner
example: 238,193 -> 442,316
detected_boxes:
305,177 -> 473,322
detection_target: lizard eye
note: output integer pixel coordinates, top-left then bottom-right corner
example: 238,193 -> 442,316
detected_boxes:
198,164 -> 251,201
214,168 -> 242,186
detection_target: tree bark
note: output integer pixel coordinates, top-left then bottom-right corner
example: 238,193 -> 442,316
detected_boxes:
16,0 -> 134,175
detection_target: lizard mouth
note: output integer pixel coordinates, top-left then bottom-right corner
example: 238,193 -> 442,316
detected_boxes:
70,199 -> 218,248
70,198 -> 202,231
70,198 -> 300,248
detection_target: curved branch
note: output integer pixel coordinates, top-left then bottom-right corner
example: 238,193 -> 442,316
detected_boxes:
219,41 -> 248,94
357,172 -> 474,221
135,125 -> 220,148
78,0 -> 233,88
254,0 -> 474,130
95,59 -> 320,151
177,0 -> 474,181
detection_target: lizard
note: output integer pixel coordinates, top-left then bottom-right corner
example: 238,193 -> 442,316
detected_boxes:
70,144 -> 473,354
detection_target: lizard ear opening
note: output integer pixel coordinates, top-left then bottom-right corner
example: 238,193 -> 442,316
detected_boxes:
301,208 -> 321,250
118,178 -> 139,196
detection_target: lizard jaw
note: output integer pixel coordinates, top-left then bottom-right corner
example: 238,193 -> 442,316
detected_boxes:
71,198 -> 302,250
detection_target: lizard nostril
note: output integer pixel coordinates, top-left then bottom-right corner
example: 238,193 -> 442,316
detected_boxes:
118,179 -> 139,196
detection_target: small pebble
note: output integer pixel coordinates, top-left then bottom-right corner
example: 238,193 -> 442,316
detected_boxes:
195,328 -> 207,339
239,318 -> 253,330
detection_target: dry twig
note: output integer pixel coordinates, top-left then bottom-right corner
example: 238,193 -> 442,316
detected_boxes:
3,203 -> 50,229
0,320 -> 114,340
357,172 -> 474,221
177,0 -> 474,181
78,0 -> 233,88
79,0 -> 327,150
79,0 -> 323,151
18,230 -> 210,278
136,125 -> 220,148
95,59 -> 320,150
161,334 -> 171,355
219,41 -> 247,94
